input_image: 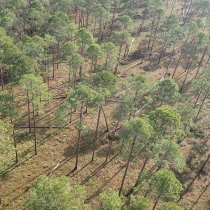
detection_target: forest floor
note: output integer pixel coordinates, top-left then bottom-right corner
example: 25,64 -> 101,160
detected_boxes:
0,37 -> 210,210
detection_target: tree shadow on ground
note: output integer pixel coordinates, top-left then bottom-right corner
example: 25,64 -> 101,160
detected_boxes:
95,141 -> 120,159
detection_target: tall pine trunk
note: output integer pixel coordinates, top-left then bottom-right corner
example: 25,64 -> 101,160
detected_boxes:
52,51 -> 55,79
194,47 -> 208,78
170,0 -> 177,14
27,91 -> 31,133
157,37 -> 168,65
79,65 -> 83,79
149,16 -> 161,60
147,17 -> 156,49
119,136 -> 137,195
68,65 -> 71,89
91,106 -> 102,162
32,103 -> 37,155
172,50 -> 184,78
11,118 -> 18,164
194,88 -> 209,122
110,1 -> 117,36
126,157 -> 149,197
0,67 -> 4,91
152,199 -> 159,210
178,154 -> 210,201
102,107 -> 109,132
74,104 -> 84,171
189,182 -> 210,210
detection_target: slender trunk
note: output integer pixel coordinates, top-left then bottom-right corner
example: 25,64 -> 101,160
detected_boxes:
75,9 -> 78,24
184,0 -> 193,24
114,44 -> 123,74
47,65 -> 50,92
166,57 -> 174,76
189,182 -> 210,210
104,57 -> 108,70
152,199 -> 159,210
79,65 -> 83,79
170,0 -> 176,14
82,11 -> 85,27
110,1 -> 117,36
205,55 -> 210,69
56,42 -> 59,69
178,154 -> 210,201
194,90 -> 202,108
179,2 -> 185,20
149,16 -> 161,60
172,50 -> 184,78
172,38 -> 178,52
118,44 -> 123,61
157,38 -> 168,65
86,11 -> 89,28
94,59 -> 97,71
147,17 -> 156,49
69,110 -> 73,123
102,106 -> 109,132
52,51 -> 55,79
100,23 -> 106,42
194,88 -> 209,122
90,59 -> 94,72
27,91 -> 31,133
98,22 -> 102,42
184,47 -> 197,72
194,47 -> 208,78
123,45 -> 129,58
139,157 -> 149,177
138,16 -> 144,34
68,65 -> 71,89
91,106 -> 102,162
74,104 -> 83,171
0,67 -> 4,91
79,11 -> 81,28
73,68 -> 76,89
11,118 -> 18,164
180,50 -> 197,91
126,157 -> 149,197
84,103 -> 88,114
32,103 -> 37,155
119,136 -> 137,195
180,70 -> 190,92
93,20 -> 96,34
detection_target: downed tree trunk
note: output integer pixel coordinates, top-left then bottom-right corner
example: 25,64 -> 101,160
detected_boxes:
14,125 -> 71,129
